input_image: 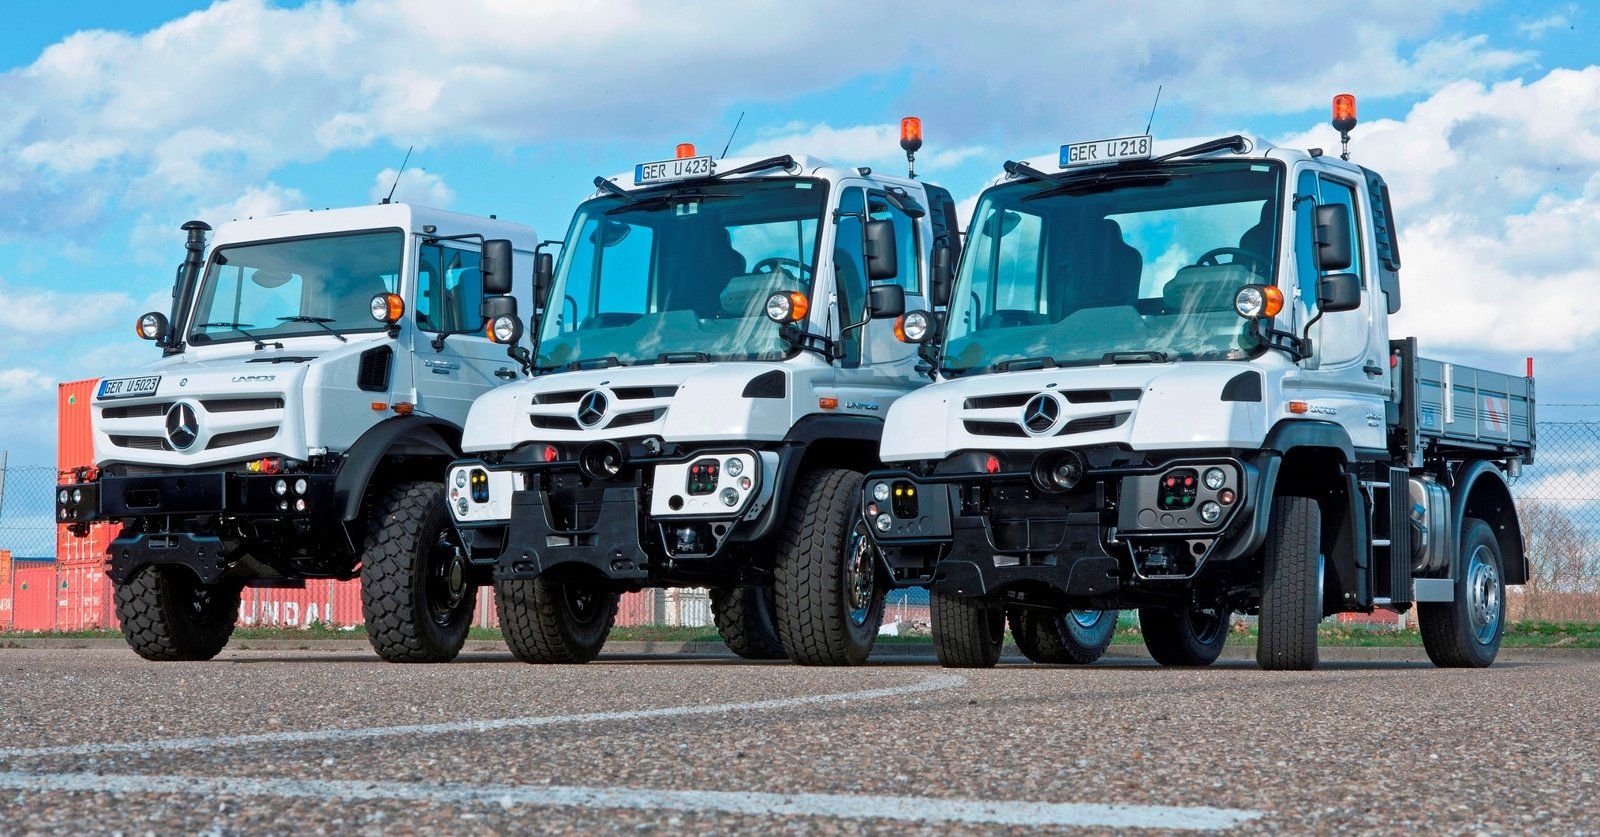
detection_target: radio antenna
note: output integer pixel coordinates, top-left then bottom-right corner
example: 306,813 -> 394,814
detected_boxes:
382,146 -> 414,204
719,111 -> 745,159
1144,85 -> 1163,136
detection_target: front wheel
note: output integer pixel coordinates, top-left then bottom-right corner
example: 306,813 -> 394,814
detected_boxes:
1008,608 -> 1120,665
710,583 -> 786,660
497,575 -> 619,664
1139,603 -> 1230,667
771,469 -> 886,666
931,591 -> 1005,668
1419,518 -> 1505,668
361,482 -> 476,663
1257,495 -> 1324,671
115,566 -> 241,661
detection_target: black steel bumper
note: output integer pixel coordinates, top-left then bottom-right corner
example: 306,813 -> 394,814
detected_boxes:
106,531 -> 231,585
57,471 -> 337,523
474,486 -> 652,583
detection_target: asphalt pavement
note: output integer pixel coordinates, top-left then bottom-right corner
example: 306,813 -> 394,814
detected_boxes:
0,643 -> 1594,833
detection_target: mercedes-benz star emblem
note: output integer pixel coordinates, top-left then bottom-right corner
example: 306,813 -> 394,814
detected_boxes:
1021,393 -> 1061,435
165,402 -> 200,450
576,391 -> 609,427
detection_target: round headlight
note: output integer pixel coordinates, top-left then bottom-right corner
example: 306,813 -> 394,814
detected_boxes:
294,478 -> 309,495
489,315 -> 520,344
720,487 -> 739,507
1199,501 -> 1223,524
764,292 -> 791,323
456,498 -> 470,516
1234,286 -> 1266,318
455,471 -> 468,488
58,489 -> 69,504
59,508 -> 69,520
273,479 -> 288,496
875,513 -> 893,532
872,483 -> 890,502
72,488 -> 82,504
725,457 -> 744,477
895,310 -> 934,343
370,294 -> 390,321
135,312 -> 168,341
1203,468 -> 1226,491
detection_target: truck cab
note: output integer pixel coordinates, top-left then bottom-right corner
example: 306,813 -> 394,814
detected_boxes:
866,114 -> 1532,670
56,203 -> 538,662
450,138 -> 959,665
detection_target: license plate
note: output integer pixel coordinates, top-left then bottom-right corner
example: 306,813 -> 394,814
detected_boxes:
634,155 -> 714,185
97,375 -> 161,400
1060,134 -> 1153,168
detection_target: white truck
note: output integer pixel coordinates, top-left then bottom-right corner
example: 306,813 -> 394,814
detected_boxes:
448,132 -> 961,665
864,102 -> 1535,670
56,203 -> 538,662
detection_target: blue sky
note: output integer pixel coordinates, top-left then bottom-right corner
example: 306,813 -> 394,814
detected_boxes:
0,0 -> 1597,469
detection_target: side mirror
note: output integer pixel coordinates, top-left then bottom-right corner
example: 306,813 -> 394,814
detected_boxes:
533,252 -> 555,309
1317,272 -> 1362,313
481,295 -> 523,344
868,284 -> 906,320
481,239 -> 515,296
893,309 -> 939,344
1314,204 -> 1353,272
864,218 -> 899,281
135,312 -> 169,342
929,245 -> 954,307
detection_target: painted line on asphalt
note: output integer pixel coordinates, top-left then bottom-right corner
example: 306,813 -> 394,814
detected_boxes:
0,672 -> 966,759
0,771 -> 1264,830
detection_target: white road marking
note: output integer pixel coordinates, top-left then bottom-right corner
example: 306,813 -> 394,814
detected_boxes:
0,771 -> 1265,830
0,672 -> 966,759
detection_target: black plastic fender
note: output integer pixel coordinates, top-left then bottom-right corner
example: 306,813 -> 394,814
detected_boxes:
334,416 -> 462,521
1214,420 -> 1354,565
734,413 -> 885,545
1450,460 -> 1527,585
1262,419 -> 1356,462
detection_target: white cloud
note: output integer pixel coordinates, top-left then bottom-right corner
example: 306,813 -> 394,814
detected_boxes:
0,281 -> 132,337
739,121 -> 986,174
368,167 -> 455,208
1517,13 -> 1570,39
1275,68 -> 1600,355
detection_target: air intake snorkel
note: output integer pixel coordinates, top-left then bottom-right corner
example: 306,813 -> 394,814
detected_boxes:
164,220 -> 211,355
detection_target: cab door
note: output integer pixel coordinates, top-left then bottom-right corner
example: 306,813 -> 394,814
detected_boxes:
412,240 -> 519,424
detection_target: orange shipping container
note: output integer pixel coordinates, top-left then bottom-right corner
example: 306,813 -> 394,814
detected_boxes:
0,549 -> 12,630
58,378 -> 100,474
12,565 -> 57,631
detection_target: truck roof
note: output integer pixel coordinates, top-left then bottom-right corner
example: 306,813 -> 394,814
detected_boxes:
206,203 -> 537,249
988,135 -> 1368,191
591,153 -> 927,199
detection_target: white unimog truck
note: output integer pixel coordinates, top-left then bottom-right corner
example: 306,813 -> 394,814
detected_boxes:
864,99 -> 1534,670
448,129 -> 962,665
55,203 -> 538,662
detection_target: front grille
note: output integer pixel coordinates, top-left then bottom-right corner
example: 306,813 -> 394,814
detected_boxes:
608,408 -> 665,429
530,415 -> 581,430
357,346 -> 392,392
110,435 -> 169,451
1063,389 -> 1141,404
534,390 -> 587,405
612,386 -> 678,400
202,398 -> 284,413
963,393 -> 1032,410
963,420 -> 1028,438
1058,412 -> 1132,435
206,428 -> 278,449
101,403 -> 167,420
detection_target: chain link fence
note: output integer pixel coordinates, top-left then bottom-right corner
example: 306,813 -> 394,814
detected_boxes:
3,420 -> 1599,628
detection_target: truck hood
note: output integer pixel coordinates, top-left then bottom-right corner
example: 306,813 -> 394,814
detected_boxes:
462,361 -> 804,453
879,362 -> 1271,462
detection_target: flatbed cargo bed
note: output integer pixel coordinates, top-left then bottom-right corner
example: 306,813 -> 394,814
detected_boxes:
1391,337 -> 1535,463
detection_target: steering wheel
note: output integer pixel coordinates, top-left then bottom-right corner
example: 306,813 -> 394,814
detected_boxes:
1195,247 -> 1270,276
752,256 -> 811,279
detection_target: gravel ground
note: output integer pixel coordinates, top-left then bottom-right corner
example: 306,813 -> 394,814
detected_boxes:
0,645 -> 1595,834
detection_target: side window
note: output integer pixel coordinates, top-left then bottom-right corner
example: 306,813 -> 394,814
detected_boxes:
868,195 -> 919,292
961,207 -> 1043,329
415,244 -> 484,334
1293,170 -> 1320,315
833,187 -> 868,366
1317,177 -> 1364,285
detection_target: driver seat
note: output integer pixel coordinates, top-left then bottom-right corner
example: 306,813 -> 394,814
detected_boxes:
666,228 -> 746,317
1049,218 -> 1143,315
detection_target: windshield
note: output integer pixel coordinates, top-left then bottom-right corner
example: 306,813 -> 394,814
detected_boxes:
188,230 -> 402,345
536,179 -> 827,369
942,161 -> 1282,375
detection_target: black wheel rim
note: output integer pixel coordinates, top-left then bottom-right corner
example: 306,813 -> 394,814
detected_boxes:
425,531 -> 469,627
1188,606 -> 1226,645
565,583 -> 601,626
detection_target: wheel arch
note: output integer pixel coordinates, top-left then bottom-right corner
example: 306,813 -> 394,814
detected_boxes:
334,416 -> 463,522
735,414 -> 884,544
1258,420 -> 1361,610
1451,460 -> 1526,585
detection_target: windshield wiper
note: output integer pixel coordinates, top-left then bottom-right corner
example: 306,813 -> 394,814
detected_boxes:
591,155 -> 796,212
1023,170 -> 1190,201
564,356 -> 621,371
654,351 -> 711,364
605,188 -> 742,215
276,316 -> 347,342
1103,350 -> 1173,364
194,321 -> 278,350
990,356 -> 1058,373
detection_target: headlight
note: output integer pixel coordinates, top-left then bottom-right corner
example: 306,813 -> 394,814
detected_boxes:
1199,501 -> 1223,524
72,488 -> 82,504
1233,284 -> 1283,319
488,315 -> 521,344
293,478 -> 308,495
875,513 -> 892,532
273,479 -> 288,496
872,482 -> 890,502
763,291 -> 809,324
455,470 -> 468,488
894,310 -> 936,344
134,311 -> 169,341
720,487 -> 739,507
725,457 -> 744,477
456,498 -> 470,516
58,489 -> 69,504
370,292 -> 404,323
1202,468 -> 1226,491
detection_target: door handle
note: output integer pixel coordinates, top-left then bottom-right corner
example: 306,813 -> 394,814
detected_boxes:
1363,363 -> 1385,377
494,367 -> 518,380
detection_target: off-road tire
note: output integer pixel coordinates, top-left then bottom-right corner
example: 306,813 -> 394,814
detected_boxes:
497,576 -> 619,664
772,468 -> 885,666
1419,518 -> 1505,668
710,584 -> 785,660
114,566 -> 241,661
361,482 -> 474,663
1139,604 -> 1230,667
1257,495 -> 1324,670
1008,607 -> 1120,665
931,591 -> 1005,668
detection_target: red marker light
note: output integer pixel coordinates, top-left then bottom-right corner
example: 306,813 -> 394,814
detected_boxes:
542,445 -> 559,463
984,455 -> 1001,474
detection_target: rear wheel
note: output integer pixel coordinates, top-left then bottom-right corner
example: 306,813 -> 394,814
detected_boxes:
772,469 -> 886,666
1419,518 -> 1505,668
361,482 -> 475,663
1257,495 -> 1324,670
115,566 -> 241,661
1139,603 -> 1229,666
931,591 -> 1005,668
497,575 -> 619,664
1008,607 -> 1119,664
710,583 -> 785,660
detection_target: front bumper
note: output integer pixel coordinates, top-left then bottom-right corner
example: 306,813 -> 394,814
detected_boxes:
863,455 -> 1260,601
57,470 -> 336,524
